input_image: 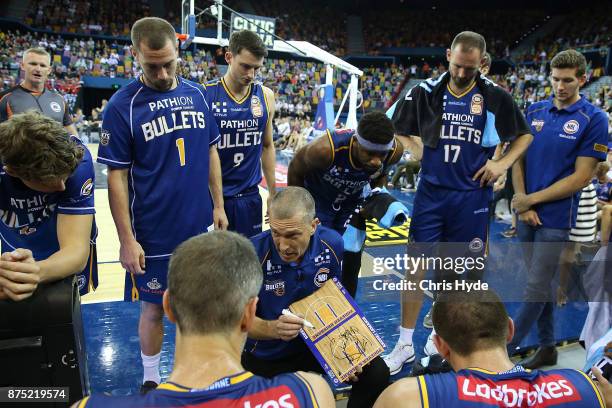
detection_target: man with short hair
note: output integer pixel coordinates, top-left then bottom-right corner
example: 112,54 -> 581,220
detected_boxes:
510,49 -> 609,368
0,48 -> 78,135
205,30 -> 276,237
385,31 -> 533,374
97,17 -> 227,392
0,111 -> 96,300
73,230 -> 334,407
374,289 -> 610,407
244,187 -> 390,408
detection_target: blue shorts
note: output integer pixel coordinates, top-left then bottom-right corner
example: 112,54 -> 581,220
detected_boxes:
224,185 -> 263,238
316,205 -> 358,235
124,259 -> 168,304
76,242 -> 98,296
410,180 -> 491,248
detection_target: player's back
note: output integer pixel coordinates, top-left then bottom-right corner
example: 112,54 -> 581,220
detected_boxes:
205,78 -> 270,196
79,371 -> 320,408
420,366 -> 604,407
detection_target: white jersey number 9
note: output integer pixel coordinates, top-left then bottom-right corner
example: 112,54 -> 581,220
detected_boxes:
233,152 -> 244,167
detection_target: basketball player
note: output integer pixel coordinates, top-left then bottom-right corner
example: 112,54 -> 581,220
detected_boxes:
205,30 -> 276,237
72,231 -> 334,407
287,112 -> 404,296
374,289 -> 609,407
288,111 -> 403,234
0,48 -> 78,135
0,111 -> 96,300
244,187 -> 390,408
385,31 -> 533,374
97,17 -> 226,392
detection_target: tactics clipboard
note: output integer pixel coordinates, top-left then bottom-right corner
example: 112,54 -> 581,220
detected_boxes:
289,277 -> 385,384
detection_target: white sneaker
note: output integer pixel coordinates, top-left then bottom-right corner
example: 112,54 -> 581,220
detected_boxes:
424,332 -> 438,356
384,341 -> 415,375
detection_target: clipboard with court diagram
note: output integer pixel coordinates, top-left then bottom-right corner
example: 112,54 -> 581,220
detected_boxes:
289,277 -> 385,384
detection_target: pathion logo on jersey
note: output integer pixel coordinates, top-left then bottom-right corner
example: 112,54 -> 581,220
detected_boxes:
458,373 -> 582,407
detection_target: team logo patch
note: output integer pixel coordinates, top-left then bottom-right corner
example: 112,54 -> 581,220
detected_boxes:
251,95 -> 263,118
563,120 -> 579,134
265,280 -> 285,296
100,129 -> 111,146
469,238 -> 484,253
470,94 -> 483,115
314,268 -> 330,287
531,119 -> 545,132
19,226 -> 37,235
80,178 -> 93,196
77,275 -> 87,291
594,143 -> 608,153
146,278 -> 162,290
49,101 -> 62,113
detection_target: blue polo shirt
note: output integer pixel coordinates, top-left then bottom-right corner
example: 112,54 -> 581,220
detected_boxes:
525,96 -> 608,229
247,226 -> 343,359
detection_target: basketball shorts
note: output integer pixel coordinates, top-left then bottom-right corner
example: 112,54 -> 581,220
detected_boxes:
316,204 -> 358,235
124,258 -> 168,304
224,185 -> 263,238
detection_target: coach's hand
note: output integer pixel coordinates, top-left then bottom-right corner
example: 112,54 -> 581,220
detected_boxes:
120,238 -> 145,275
518,210 -> 542,227
213,207 -> 229,230
592,367 -> 612,407
0,249 -> 41,301
275,313 -> 304,341
348,365 -> 363,383
512,193 -> 533,214
473,159 -> 506,187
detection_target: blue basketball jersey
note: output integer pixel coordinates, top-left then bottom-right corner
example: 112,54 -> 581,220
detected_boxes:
0,138 -> 97,260
247,226 -> 343,359
205,78 -> 270,196
421,83 -> 495,191
79,371 -> 321,408
304,129 -> 399,214
419,366 -> 605,407
97,76 -> 220,259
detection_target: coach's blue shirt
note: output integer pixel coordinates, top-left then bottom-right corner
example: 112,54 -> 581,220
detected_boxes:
97,76 -> 220,259
525,96 -> 608,229
205,78 -> 270,196
247,226 -> 343,359
418,366 -> 604,407
0,138 -> 96,259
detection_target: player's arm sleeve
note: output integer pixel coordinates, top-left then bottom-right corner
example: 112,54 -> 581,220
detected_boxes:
96,101 -> 132,168
495,89 -> 531,143
58,146 -> 95,215
577,111 -> 609,161
391,86 -> 420,137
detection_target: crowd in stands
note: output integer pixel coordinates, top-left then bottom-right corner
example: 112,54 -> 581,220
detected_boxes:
26,0 -> 150,37
0,29 -> 402,118
364,9 -> 547,57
